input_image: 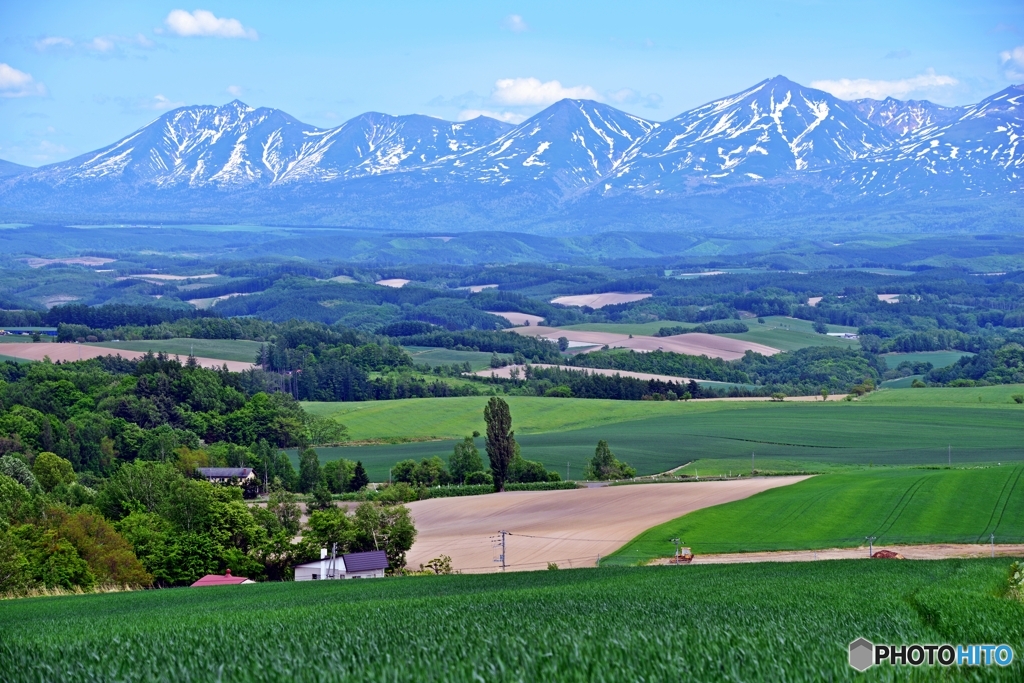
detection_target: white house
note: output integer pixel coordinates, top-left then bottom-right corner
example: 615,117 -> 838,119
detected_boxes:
293,549 -> 388,580
197,467 -> 255,484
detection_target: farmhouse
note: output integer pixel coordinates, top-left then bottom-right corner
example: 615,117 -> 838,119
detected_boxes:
190,569 -> 254,587
294,549 -> 389,580
197,467 -> 255,484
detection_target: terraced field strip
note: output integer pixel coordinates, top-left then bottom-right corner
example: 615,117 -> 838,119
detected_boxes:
88,338 -> 266,363
606,465 -> 1024,564
0,342 -> 255,372
509,325 -> 780,359
406,478 -> 808,573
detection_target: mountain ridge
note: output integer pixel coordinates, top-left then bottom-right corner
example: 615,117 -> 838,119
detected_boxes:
1,77 -> 1021,233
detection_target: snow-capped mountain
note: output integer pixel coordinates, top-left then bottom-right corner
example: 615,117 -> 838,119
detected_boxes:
26,100 -> 513,188
606,76 -> 890,193
850,97 -> 961,136
0,78 -> 1021,230
426,100 -> 656,194
841,84 -> 1024,195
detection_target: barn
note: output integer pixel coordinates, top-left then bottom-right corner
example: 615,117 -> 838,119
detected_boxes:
293,549 -> 389,580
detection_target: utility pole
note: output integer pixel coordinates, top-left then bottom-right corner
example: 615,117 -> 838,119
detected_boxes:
948,445 -> 951,467
991,533 -> 995,558
752,452 -> 755,476
567,461 -> 570,481
671,537 -> 681,564
492,530 -> 508,571
865,536 -> 876,558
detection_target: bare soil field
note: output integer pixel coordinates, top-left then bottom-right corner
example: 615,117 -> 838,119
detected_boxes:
405,477 -> 808,573
654,543 -> 1024,565
509,326 -> 779,360
376,278 -> 410,288
0,342 -> 255,372
187,292 -> 254,309
117,274 -> 218,282
550,292 -> 652,308
473,363 -> 697,383
463,284 -> 498,293
487,311 -> 545,326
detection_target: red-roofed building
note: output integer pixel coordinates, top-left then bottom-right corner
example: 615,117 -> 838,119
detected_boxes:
190,569 -> 255,587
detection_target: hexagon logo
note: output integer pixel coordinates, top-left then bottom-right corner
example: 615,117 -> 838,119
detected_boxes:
849,638 -> 874,671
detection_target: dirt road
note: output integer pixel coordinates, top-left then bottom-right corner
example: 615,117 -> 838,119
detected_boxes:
405,477 -> 809,573
654,543 -> 1024,565
0,342 -> 255,372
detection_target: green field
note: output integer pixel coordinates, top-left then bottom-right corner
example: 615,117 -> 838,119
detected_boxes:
722,316 -> 860,351
608,466 -> 1024,564
882,350 -> 973,369
88,338 -> 266,363
300,390 -> 1024,481
401,345 -> 508,371
1,561 -> 1020,681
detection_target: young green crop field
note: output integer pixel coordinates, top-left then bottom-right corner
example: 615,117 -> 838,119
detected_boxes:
881,350 -> 974,369
88,338 -> 265,363
608,465 -> 1024,564
1,561 -> 1020,682
300,389 -> 1024,481
400,345 -> 509,371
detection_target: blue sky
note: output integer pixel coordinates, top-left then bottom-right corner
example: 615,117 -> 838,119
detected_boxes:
1,0 -> 1023,166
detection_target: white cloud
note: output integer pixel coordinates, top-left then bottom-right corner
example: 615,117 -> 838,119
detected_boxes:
457,109 -> 527,124
810,70 -> 958,100
1001,45 -> 1024,79
34,36 -> 74,51
87,37 -> 115,53
227,85 -> 243,97
502,14 -> 528,33
491,77 -> 600,106
147,94 -> 186,111
34,33 -> 154,54
0,63 -> 46,98
164,9 -> 258,39
606,88 -> 663,109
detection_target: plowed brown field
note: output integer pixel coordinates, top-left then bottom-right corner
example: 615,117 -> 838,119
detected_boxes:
405,477 -> 808,573
509,326 -> 779,360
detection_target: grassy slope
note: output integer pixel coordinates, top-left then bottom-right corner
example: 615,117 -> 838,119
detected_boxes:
1,561 -> 1020,681
301,389 -> 1024,481
607,465 -> 1024,563
721,316 -> 860,352
88,338 -> 266,363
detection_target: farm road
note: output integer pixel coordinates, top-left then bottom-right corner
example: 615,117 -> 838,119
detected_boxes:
406,478 -> 809,573
0,342 -> 255,372
656,543 -> 1024,565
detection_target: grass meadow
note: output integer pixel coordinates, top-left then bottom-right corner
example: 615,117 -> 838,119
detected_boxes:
607,465 -> 1024,563
300,389 -> 1024,481
881,350 -> 973,369
1,561 -> 1020,681
400,345 -> 508,371
88,338 -> 265,363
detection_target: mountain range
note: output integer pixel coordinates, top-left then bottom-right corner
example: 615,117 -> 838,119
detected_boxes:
1,75 -> 1021,233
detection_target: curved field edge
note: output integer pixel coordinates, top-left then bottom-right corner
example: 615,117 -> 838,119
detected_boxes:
605,466 -> 1024,565
0,561 -> 1020,682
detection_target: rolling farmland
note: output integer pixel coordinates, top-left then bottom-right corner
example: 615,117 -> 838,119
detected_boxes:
0,561 -> 1020,681
87,338 -> 266,363
607,465 -> 1024,564
300,391 -> 1024,481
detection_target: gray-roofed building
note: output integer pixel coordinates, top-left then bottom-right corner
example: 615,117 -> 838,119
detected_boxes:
197,467 -> 255,484
293,549 -> 389,581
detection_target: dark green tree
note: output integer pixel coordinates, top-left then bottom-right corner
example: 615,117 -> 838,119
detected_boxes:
350,461 -> 370,492
298,448 -> 321,494
449,436 -> 483,483
584,440 -> 636,481
484,397 -> 516,492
